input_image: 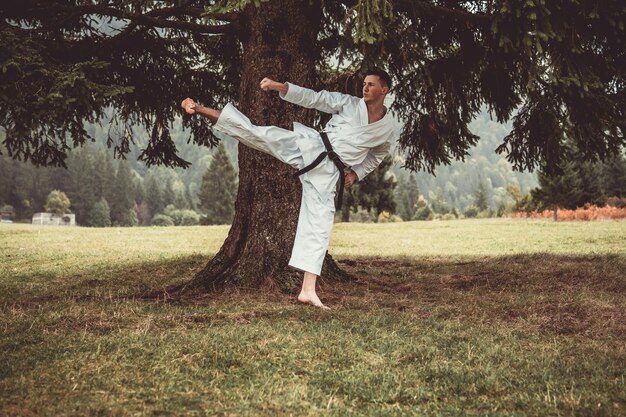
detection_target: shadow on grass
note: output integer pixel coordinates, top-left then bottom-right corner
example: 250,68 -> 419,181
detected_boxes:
0,254 -> 209,306
3,253 -> 625,338
329,253 -> 626,339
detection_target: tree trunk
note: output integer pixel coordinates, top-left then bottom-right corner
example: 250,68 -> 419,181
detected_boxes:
553,206 -> 558,222
183,0 -> 351,294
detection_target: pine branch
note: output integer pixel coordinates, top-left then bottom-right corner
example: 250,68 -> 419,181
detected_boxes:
2,4 -> 234,34
394,0 -> 492,25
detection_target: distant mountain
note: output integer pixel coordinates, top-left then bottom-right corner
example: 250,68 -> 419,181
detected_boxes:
391,110 -> 537,211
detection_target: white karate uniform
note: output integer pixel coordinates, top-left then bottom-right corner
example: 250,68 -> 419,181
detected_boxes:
213,82 -> 396,275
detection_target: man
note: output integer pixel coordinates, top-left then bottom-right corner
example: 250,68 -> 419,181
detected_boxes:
181,69 -> 396,309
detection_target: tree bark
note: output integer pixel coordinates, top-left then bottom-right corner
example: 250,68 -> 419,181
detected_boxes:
182,0 -> 351,294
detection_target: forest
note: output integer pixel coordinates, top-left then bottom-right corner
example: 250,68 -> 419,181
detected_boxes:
2,110 -> 624,226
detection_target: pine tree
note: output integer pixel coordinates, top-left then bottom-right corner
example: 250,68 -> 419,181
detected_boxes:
163,176 -> 177,209
198,143 -> 238,225
474,181 -> 490,212
89,198 -> 111,227
171,179 -> 190,209
110,159 -> 136,226
352,155 -> 397,219
577,160 -> 605,206
2,158 -> 34,219
532,160 -> 584,221
395,174 -> 420,221
144,173 -> 165,217
93,150 -> 117,203
62,149 -> 96,225
3,1 -> 623,291
602,154 -> 626,198
532,143 -> 621,219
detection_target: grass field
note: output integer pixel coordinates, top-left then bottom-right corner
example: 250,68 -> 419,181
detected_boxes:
1,219 -> 625,416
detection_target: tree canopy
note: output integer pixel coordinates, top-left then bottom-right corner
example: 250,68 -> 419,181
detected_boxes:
2,0 -> 623,173
44,189 -> 71,215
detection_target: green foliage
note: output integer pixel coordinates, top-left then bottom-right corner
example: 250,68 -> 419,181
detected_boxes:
1,130 -> 212,225
0,204 -> 15,220
1,1 -> 622,175
347,207 -> 377,223
198,143 -> 238,225
144,173 -> 166,218
531,145 -> 625,211
162,205 -> 200,226
401,113 -> 539,216
343,155 -> 397,222
1,1 -> 228,168
110,160 -> 136,226
464,206 -> 479,218
44,190 -> 71,215
413,205 -> 433,221
377,210 -> 402,223
180,210 -> 201,226
62,149 -> 97,225
474,181 -> 490,211
89,198 -> 111,227
120,208 -> 139,227
151,214 -> 175,227
351,0 -> 395,44
601,155 -> 626,198
394,172 -> 420,221
428,190 -> 450,215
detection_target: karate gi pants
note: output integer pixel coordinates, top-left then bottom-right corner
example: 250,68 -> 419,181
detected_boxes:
214,103 -> 338,276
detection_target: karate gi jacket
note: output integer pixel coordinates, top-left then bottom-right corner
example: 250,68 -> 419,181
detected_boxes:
280,83 -> 396,200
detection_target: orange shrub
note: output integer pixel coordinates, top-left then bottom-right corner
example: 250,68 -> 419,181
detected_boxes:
512,204 -> 626,221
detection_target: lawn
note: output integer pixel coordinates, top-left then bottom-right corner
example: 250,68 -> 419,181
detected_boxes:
1,219 -> 625,416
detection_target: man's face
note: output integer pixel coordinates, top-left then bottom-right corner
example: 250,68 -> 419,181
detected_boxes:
362,75 -> 388,104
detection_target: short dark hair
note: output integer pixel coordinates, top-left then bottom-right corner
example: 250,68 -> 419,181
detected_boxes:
365,68 -> 392,90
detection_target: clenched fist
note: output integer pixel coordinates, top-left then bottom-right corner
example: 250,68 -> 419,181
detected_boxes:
259,78 -> 277,91
181,98 -> 197,115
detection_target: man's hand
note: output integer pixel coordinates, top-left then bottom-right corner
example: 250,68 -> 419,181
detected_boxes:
344,170 -> 358,188
260,78 -> 288,93
181,98 -> 197,115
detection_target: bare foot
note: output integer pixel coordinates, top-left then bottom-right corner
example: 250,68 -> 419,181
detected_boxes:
297,292 -> 330,310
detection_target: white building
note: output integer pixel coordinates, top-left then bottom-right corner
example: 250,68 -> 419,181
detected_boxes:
31,213 -> 76,226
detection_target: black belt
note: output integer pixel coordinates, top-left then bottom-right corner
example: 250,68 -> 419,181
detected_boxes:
293,132 -> 346,210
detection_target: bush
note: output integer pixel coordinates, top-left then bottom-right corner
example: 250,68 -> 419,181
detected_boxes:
377,210 -> 403,223
463,206 -> 479,218
477,209 -> 494,219
349,208 -> 376,223
180,210 -> 200,226
0,204 -> 15,220
151,214 -> 175,226
45,190 -> 71,215
164,205 -> 200,226
512,205 -> 626,221
606,197 -> 626,208
115,209 -> 138,227
413,205 -> 433,221
441,213 -> 456,221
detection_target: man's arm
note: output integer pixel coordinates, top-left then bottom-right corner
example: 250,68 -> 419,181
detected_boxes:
349,141 -> 391,183
260,77 -> 358,114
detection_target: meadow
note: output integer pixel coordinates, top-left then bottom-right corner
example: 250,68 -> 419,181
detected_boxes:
1,219 -> 625,416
